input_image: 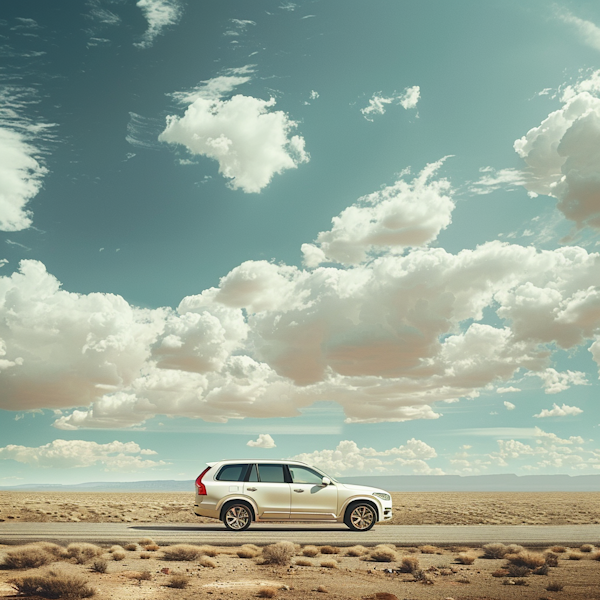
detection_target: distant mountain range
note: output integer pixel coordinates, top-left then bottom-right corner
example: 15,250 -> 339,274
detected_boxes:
2,474 -> 600,492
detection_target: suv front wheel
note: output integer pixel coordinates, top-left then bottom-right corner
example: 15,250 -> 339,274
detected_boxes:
222,501 -> 252,531
344,502 -> 377,531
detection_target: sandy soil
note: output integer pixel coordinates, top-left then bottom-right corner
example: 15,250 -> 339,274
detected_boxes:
1,541 -> 599,600
2,492 -> 600,525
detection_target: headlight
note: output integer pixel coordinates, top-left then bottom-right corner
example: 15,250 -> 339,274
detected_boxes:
373,492 -> 390,501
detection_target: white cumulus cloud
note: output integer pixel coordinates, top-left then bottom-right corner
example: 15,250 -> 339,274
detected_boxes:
247,433 -> 276,448
301,158 -> 454,266
135,0 -> 182,48
534,403 -> 584,418
159,94 -> 309,193
504,401 -> 516,410
361,86 -> 420,121
528,368 -> 589,394
0,439 -> 166,471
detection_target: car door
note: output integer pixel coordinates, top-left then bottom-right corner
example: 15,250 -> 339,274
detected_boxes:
288,464 -> 338,520
243,463 -> 291,520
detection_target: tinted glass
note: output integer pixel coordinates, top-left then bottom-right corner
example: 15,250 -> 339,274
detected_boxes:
257,464 -> 286,483
216,464 -> 246,481
248,464 -> 258,482
289,465 -> 323,485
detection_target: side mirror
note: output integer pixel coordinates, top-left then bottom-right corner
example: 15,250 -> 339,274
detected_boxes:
321,476 -> 331,486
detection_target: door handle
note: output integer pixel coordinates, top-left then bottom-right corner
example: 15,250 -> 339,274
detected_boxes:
293,489 -> 304,493
247,487 -> 257,491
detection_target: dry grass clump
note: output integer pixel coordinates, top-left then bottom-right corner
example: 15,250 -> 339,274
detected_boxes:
262,541 -> 296,566
124,543 -> 138,551
419,545 -> 440,554
568,552 -> 585,560
546,581 -> 564,592
456,553 -> 475,565
319,559 -> 338,569
302,545 -> 319,557
197,545 -> 220,557
36,543 -> 68,559
108,546 -> 124,554
412,569 -> 434,584
2,546 -> 56,569
505,544 -> 524,554
143,543 -> 160,552
316,585 -> 328,593
163,544 -> 202,561
579,544 -> 594,552
132,571 -> 151,581
544,551 -> 559,567
507,564 -> 530,578
295,558 -> 313,567
319,545 -> 339,554
111,551 -> 126,561
258,587 -> 278,598
167,574 -> 189,589
550,545 -> 567,553
90,560 -> 107,574
9,568 -> 95,598
592,551 -> 600,561
505,551 -> 546,569
491,568 -> 509,577
138,538 -> 155,547
237,544 -> 261,558
482,543 -> 507,559
345,545 -> 368,557
139,553 -> 151,560
398,555 -> 420,573
199,557 -> 217,568
533,563 -> 549,575
65,544 -> 103,565
369,545 -> 398,562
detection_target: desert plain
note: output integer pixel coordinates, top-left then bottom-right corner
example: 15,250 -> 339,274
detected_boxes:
1,492 -> 600,599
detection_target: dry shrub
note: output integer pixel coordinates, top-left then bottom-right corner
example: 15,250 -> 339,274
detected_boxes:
369,545 -> 397,562
319,545 -> 339,554
482,543 -> 507,559
108,546 -> 124,554
533,563 -> 549,575
36,543 -> 67,559
132,571 -> 151,581
550,545 -> 567,553
258,587 -> 277,598
345,545 -> 368,557
491,568 -> 509,577
197,545 -> 219,557
319,559 -> 338,569
412,569 -> 433,584
140,553 -> 151,560
591,551 -> 600,561
505,544 -> 524,554
138,538 -> 155,547
199,557 -> 217,568
262,541 -> 296,566
302,545 -> 319,557
143,544 -> 159,552
90,560 -> 107,574
419,545 -> 440,554
568,552 -> 585,560
544,551 -> 559,567
295,558 -> 313,567
163,544 -> 202,561
456,553 -> 475,565
2,546 -> 56,569
546,581 -> 564,592
111,551 -> 126,561
398,555 -> 420,573
580,544 -> 594,552
316,585 -> 328,593
168,574 -> 190,589
505,551 -> 546,569
9,568 -> 95,599
66,544 -> 103,565
507,564 -> 530,578
237,545 -> 261,558
124,544 -> 138,551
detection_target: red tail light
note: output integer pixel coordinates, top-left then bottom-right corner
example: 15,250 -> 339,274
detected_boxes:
195,467 -> 210,495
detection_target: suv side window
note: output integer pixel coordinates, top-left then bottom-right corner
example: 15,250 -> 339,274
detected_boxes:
288,465 -> 324,485
247,464 -> 259,482
257,464 -> 286,483
216,464 -> 247,481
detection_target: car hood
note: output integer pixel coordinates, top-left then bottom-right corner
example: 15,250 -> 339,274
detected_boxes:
339,482 -> 389,496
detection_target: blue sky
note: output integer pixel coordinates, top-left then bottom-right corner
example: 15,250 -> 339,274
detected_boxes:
1,0 -> 600,484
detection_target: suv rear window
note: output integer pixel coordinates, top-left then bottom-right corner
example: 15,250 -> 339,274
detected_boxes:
216,464 -> 247,481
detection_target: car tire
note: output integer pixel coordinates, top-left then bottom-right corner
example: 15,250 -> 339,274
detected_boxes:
222,501 -> 253,531
344,502 -> 377,531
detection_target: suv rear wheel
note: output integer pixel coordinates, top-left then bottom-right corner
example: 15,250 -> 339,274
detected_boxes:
222,501 -> 252,531
344,502 -> 377,531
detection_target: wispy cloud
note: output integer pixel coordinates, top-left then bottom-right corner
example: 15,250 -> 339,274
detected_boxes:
534,403 -> 583,418
556,8 -> 600,52
361,86 -> 420,121
135,0 -> 182,49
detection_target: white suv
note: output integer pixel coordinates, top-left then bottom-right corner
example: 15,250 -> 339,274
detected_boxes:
194,459 -> 392,531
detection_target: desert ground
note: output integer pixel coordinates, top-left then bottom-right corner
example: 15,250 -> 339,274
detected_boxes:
1,539 -> 599,600
2,492 -> 600,525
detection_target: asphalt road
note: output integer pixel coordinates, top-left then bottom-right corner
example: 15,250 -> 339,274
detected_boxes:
1,522 -> 599,547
